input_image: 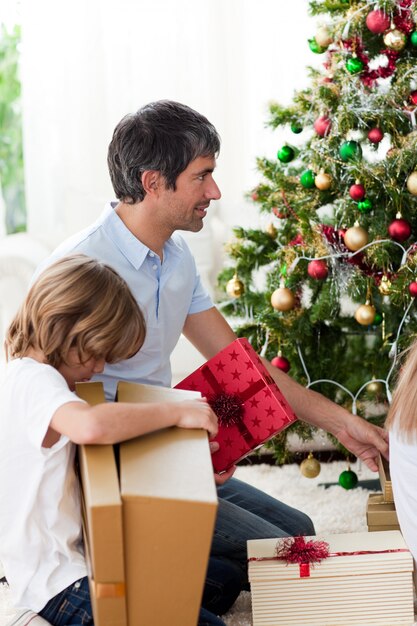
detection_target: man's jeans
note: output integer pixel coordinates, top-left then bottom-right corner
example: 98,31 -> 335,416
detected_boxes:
213,477 -> 315,586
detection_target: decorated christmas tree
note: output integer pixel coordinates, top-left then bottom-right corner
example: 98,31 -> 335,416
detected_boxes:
217,0 -> 417,466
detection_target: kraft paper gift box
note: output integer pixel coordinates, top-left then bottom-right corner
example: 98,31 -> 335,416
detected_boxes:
76,381 -> 218,626
175,337 -> 298,473
367,492 -> 400,532
247,531 -> 414,626
378,454 -> 394,502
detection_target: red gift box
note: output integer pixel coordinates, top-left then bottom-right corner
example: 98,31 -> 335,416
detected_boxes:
174,338 -> 298,473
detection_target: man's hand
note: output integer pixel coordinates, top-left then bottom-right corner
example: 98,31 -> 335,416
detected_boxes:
334,416 -> 389,472
209,441 -> 236,484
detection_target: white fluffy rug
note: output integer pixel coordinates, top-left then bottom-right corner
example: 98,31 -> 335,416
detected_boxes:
1,460 -> 415,626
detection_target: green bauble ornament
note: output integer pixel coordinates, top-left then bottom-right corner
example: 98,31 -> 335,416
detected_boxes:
357,198 -> 373,213
346,57 -> 364,74
300,169 -> 316,189
411,31 -> 417,47
338,469 -> 358,490
291,122 -> 303,134
308,38 -> 326,54
277,146 -> 295,163
373,311 -> 383,325
339,140 -> 362,162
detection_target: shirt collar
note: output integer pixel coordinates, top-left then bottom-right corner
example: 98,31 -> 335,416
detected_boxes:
103,202 -> 180,269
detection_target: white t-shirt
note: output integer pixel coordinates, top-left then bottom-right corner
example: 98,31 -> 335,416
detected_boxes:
0,358 -> 87,611
389,426 -> 417,568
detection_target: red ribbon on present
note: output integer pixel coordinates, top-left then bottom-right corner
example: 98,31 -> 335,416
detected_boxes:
248,535 -> 409,578
202,364 -> 265,447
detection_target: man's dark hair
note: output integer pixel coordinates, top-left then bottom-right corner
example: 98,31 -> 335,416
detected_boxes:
107,100 -> 221,204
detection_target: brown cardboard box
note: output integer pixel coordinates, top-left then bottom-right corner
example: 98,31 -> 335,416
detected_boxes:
366,493 -> 399,532
378,454 -> 393,502
76,382 -> 127,626
76,381 -> 218,626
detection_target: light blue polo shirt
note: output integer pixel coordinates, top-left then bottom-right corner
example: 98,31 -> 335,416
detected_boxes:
34,203 -> 214,399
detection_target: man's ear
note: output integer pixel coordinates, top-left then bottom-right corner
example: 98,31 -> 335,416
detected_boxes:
141,170 -> 162,195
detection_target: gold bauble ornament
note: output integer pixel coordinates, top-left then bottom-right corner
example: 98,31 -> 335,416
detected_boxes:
300,452 -> 321,478
354,301 -> 376,326
226,274 -> 244,298
344,225 -> 369,251
367,379 -> 384,394
266,222 -> 278,238
406,171 -> 417,196
378,275 -> 391,296
315,26 -> 333,48
314,171 -> 332,191
271,286 -> 295,311
383,28 -> 407,51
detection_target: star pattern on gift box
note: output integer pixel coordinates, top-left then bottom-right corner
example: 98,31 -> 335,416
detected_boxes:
175,337 -> 297,473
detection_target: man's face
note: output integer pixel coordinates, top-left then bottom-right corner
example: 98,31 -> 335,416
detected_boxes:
156,155 -> 221,233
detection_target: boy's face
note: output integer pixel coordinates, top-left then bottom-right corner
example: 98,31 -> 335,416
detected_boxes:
155,155 -> 221,233
58,348 -> 105,390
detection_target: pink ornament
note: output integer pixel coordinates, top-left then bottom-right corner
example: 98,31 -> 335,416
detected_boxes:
349,183 -> 366,201
367,128 -> 384,144
409,282 -> 417,297
365,9 -> 391,34
271,355 -> 291,373
410,91 -> 417,106
388,218 -> 412,242
307,259 -> 329,280
313,116 -> 332,137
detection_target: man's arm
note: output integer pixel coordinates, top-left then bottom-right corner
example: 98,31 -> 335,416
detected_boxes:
183,307 -> 389,471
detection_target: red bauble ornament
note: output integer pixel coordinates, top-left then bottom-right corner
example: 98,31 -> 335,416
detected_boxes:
410,91 -> 417,106
307,259 -> 329,280
388,218 -> 412,242
313,116 -> 332,137
409,282 -> 417,297
365,9 -> 391,34
349,183 -> 366,201
367,128 -> 384,144
271,355 -> 291,373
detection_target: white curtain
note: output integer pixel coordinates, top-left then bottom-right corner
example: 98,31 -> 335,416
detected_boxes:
20,0 -> 316,258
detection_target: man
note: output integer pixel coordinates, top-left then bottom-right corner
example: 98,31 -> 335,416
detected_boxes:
34,99 -> 388,610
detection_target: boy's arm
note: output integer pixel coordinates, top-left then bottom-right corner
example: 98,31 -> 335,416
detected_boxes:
49,398 -> 218,445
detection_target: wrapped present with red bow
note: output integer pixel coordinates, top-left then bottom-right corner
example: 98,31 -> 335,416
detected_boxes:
174,338 -> 297,473
247,531 -> 414,625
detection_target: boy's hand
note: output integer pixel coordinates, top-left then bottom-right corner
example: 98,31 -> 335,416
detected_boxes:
176,398 -> 218,438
